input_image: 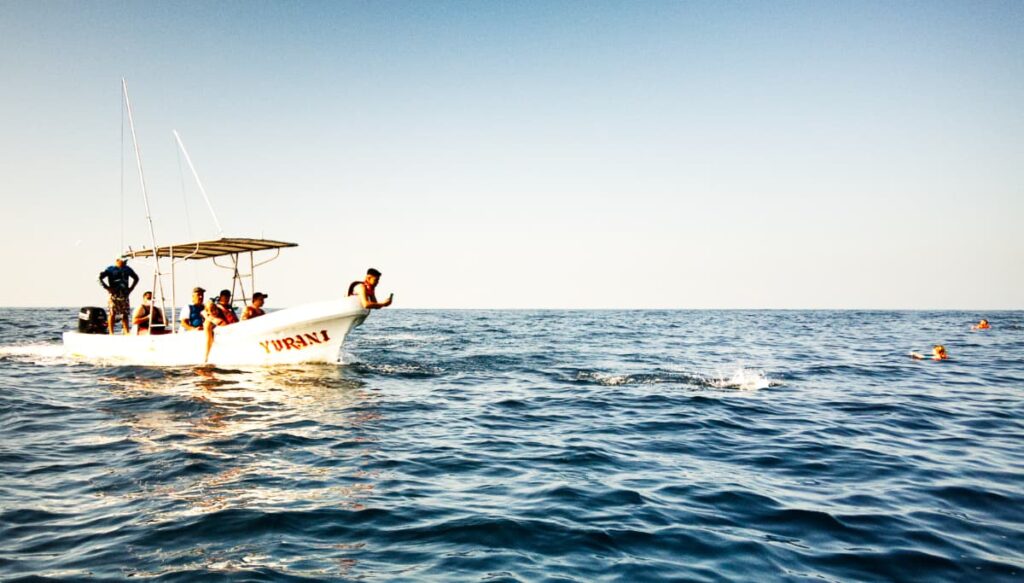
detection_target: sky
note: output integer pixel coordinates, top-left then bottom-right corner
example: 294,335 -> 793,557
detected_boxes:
1,1 -> 1022,309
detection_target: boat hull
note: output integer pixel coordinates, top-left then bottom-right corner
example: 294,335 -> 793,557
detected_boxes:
63,298 -> 369,366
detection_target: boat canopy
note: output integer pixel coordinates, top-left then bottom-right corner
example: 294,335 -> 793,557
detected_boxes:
123,237 -> 298,260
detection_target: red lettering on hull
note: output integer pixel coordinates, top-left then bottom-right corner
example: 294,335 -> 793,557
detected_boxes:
259,329 -> 332,353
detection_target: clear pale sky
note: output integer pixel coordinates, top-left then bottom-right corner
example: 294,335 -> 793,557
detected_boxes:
1,1 -> 1021,309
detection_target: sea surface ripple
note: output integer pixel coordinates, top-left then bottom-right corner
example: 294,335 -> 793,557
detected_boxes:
1,309 -> 1022,581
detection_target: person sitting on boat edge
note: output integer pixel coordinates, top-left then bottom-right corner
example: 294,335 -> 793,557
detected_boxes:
347,268 -> 393,310
971,319 -> 990,330
180,287 -> 206,331
99,257 -> 138,335
207,289 -> 239,326
202,289 -> 237,362
132,291 -> 166,335
911,345 -> 948,361
242,292 -> 268,320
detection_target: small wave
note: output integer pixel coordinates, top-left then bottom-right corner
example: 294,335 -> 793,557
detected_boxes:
351,362 -> 443,378
0,343 -> 66,363
377,332 -> 446,343
575,368 -> 777,390
575,371 -> 699,386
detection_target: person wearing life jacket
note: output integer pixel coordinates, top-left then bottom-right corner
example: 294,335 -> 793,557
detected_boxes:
132,291 -> 166,335
242,292 -> 268,320
911,345 -> 948,361
971,319 -> 990,330
347,268 -> 394,310
210,289 -> 239,325
99,257 -> 139,334
199,289 -> 238,362
180,287 -> 207,331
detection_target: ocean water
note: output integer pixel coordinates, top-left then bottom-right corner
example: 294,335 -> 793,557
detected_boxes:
1,308 -> 1022,582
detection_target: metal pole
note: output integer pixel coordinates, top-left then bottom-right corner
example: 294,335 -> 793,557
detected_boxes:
173,130 -> 224,238
170,247 -> 177,333
249,251 -> 255,305
122,79 -> 164,325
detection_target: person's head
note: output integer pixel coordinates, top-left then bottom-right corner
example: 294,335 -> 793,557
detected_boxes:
253,292 -> 268,307
366,267 -> 381,286
142,291 -> 153,302
114,257 -> 125,268
192,286 -> 205,302
218,289 -> 231,304
980,319 -> 989,326
933,345 -> 947,359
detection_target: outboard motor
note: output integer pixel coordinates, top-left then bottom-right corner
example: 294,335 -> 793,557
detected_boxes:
78,307 -> 108,334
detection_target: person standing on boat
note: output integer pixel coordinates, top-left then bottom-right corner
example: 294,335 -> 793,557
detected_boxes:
242,292 -> 268,320
132,291 -> 165,335
99,257 -> 138,334
347,268 -> 393,310
180,287 -> 206,331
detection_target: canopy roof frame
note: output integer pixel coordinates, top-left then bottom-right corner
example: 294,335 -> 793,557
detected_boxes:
123,237 -> 297,261
122,237 -> 296,331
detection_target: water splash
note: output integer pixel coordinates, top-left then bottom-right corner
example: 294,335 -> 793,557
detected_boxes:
706,367 -> 775,390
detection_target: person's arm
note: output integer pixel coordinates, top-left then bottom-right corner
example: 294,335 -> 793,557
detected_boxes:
355,284 -> 394,309
127,268 -> 139,294
99,270 -> 111,292
132,306 -> 147,326
205,301 -> 227,326
241,306 -> 255,320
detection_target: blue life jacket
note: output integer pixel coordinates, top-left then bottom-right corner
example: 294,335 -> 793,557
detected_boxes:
102,265 -> 136,294
186,304 -> 205,328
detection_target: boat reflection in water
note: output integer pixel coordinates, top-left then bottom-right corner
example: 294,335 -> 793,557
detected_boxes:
98,364 -> 382,578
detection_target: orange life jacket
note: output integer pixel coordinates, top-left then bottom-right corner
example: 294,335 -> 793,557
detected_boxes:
210,302 -> 238,325
347,280 -> 377,302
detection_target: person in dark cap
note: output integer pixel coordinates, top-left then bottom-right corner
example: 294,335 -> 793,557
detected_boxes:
201,289 -> 237,362
242,292 -> 268,320
207,289 -> 238,327
347,268 -> 393,310
99,257 -> 139,334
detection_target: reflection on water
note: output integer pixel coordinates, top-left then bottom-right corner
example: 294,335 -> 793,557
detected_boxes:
97,365 -> 382,577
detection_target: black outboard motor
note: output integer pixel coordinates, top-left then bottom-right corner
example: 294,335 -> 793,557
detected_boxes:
78,307 -> 108,334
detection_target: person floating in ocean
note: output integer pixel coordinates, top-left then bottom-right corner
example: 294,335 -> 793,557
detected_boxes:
99,257 -> 138,334
347,268 -> 394,310
911,345 -> 948,361
971,319 -> 990,330
242,292 -> 268,320
132,291 -> 165,335
202,289 -> 238,362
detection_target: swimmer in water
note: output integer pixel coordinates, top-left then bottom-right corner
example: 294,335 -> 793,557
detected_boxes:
911,345 -> 948,361
971,319 -> 990,330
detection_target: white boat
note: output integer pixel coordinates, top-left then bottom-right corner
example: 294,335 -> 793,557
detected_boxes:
62,81 -> 370,366
63,238 -> 370,366
63,297 -> 368,366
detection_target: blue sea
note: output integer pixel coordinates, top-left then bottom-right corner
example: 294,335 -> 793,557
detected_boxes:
1,309 -> 1022,581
